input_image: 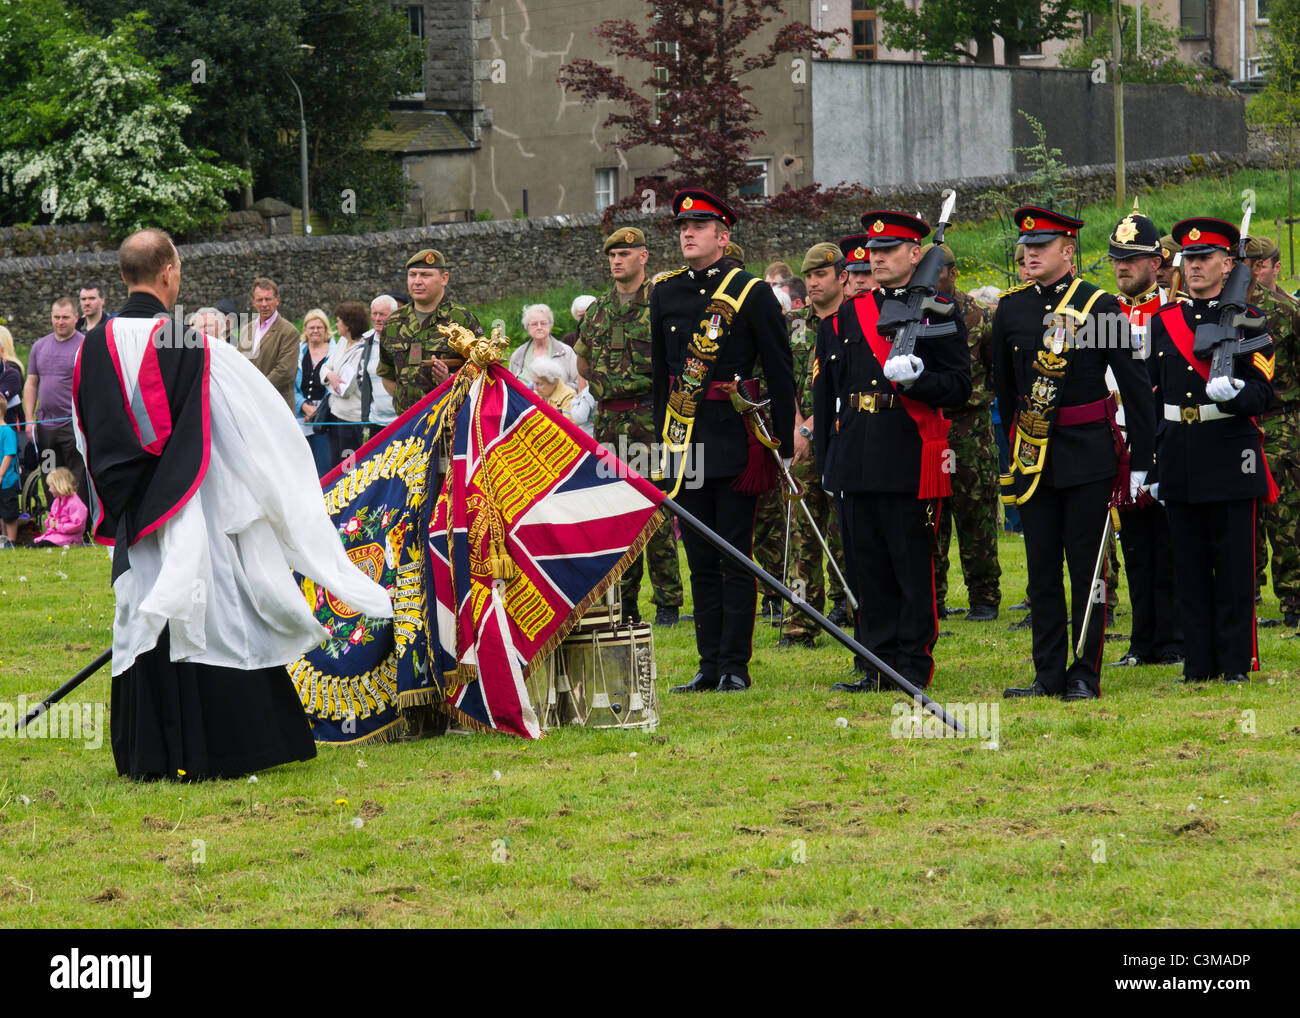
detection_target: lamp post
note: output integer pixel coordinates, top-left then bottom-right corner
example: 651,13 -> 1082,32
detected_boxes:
286,43 -> 315,235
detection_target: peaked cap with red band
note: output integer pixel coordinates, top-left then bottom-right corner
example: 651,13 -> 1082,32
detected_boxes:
1014,206 -> 1084,245
1171,217 -> 1239,255
859,210 -> 931,249
838,233 -> 873,272
673,188 -> 738,227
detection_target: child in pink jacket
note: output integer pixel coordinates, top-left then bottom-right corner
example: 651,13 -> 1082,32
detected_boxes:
33,467 -> 87,547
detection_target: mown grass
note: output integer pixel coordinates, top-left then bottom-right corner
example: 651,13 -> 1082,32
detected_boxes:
2,536 -> 1299,928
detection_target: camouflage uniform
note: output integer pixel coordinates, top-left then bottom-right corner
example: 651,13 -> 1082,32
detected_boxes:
574,279 -> 683,610
934,288 -> 1002,610
376,297 -> 484,414
1256,287 -> 1300,616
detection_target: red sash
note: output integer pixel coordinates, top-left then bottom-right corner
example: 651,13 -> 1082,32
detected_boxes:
1155,304 -> 1278,503
844,294 -> 953,499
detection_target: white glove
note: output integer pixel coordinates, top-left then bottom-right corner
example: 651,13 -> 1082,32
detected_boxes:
884,354 -> 924,385
1129,469 -> 1148,502
1206,376 -> 1245,403
1147,481 -> 1160,502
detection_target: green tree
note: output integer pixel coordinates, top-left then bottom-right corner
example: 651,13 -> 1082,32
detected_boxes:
1249,0 -> 1300,269
0,0 -> 247,237
1058,4 -> 1196,83
70,0 -> 421,223
878,0 -> 1107,66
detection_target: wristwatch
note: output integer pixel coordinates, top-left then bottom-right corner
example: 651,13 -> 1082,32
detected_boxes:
798,424 -> 812,439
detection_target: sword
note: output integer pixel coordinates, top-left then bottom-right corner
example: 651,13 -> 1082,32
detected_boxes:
729,377 -> 859,612
1076,508 -> 1120,657
777,495 -> 792,640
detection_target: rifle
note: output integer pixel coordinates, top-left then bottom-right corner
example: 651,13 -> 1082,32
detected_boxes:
1193,208 -> 1270,384
877,189 -> 961,360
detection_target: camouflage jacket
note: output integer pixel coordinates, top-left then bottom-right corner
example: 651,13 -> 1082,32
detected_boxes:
573,279 -> 653,403
788,307 -> 819,419
376,296 -> 484,414
1257,287 -> 1300,419
950,287 -> 995,412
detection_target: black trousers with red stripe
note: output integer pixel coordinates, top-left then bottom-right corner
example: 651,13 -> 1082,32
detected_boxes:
676,478 -> 758,682
1164,498 -> 1258,678
1018,477 -> 1112,695
842,491 -> 938,689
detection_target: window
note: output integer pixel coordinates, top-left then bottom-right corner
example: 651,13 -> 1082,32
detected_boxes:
1257,0 -> 1270,21
739,159 -> 770,202
594,168 -> 617,212
653,40 -> 678,119
1018,4 -> 1043,56
1181,0 -> 1208,39
407,4 -> 424,39
851,1 -> 877,61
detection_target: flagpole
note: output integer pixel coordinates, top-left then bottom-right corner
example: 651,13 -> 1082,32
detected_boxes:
661,496 -> 965,733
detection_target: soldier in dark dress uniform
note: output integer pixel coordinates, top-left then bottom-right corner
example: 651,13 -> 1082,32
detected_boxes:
994,207 -> 1156,701
814,211 -> 971,693
652,189 -> 795,693
1147,217 -> 1275,683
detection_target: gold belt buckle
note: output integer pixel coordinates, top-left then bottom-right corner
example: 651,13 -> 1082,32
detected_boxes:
1181,406 -> 1200,424
864,394 -> 880,413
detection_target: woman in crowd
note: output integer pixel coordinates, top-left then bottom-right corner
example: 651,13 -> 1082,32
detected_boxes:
319,301 -> 370,469
508,303 -> 580,388
0,326 -> 24,427
296,308 -> 335,476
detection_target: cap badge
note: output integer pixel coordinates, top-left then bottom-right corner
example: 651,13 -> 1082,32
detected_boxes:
1023,216 -> 1036,230
1115,217 -> 1137,244
424,252 -> 436,264
624,231 -> 636,243
824,250 -> 835,262
1160,246 -> 1170,260
682,196 -> 694,210
870,219 -> 885,234
853,246 -> 866,260
1187,228 -> 1202,242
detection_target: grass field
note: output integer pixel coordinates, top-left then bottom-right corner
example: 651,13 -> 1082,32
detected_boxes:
2,535 -> 1299,928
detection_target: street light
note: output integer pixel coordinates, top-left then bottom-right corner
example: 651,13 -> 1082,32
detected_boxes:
286,44 -> 315,235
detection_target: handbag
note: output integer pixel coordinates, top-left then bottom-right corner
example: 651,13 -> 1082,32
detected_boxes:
312,392 -> 332,436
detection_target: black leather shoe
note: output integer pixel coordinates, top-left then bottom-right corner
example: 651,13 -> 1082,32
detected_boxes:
827,602 -> 849,627
1222,673 -> 1248,684
965,603 -> 998,622
1285,612 -> 1299,628
777,634 -> 815,649
1008,612 -> 1033,631
1003,680 -> 1055,698
1109,652 -> 1146,667
653,605 -> 679,627
1064,678 -> 1100,701
716,673 -> 750,692
669,672 -> 716,694
830,674 -> 880,693
1177,674 -> 1215,684
1010,599 -> 1030,611
1153,652 -> 1184,666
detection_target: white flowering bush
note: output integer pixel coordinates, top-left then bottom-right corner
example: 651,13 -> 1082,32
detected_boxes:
0,8 -> 247,237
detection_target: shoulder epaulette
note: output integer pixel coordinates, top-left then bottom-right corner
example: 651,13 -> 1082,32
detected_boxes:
998,281 -> 1033,299
652,267 -> 687,284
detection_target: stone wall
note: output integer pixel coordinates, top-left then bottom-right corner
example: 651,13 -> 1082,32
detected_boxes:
0,149 -> 1280,344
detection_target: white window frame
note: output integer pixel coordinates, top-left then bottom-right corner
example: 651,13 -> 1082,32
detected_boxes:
594,168 -> 618,212
739,159 -> 770,202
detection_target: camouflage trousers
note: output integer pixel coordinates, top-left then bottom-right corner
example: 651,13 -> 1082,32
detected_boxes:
753,461 -> 844,638
596,406 -> 683,609
934,410 -> 1002,609
1259,420 -> 1300,613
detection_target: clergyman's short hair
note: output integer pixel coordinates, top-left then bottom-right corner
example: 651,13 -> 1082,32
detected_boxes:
251,276 -> 279,296
119,228 -> 178,286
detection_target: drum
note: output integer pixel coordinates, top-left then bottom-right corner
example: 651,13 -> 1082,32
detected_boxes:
531,616 -> 659,732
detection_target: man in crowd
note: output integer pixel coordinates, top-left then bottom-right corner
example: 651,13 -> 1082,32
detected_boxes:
76,284 -> 110,334
995,207 -> 1155,701
360,294 -> 400,437
575,226 -> 683,627
1147,217 -> 1274,682
653,188 -> 794,694
839,234 -> 875,297
932,242 -> 1002,623
816,211 -> 971,693
237,277 -> 300,410
23,297 -> 88,509
377,249 -> 483,414
1107,210 -> 1184,667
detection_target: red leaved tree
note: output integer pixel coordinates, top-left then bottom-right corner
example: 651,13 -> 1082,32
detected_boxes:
558,0 -> 858,225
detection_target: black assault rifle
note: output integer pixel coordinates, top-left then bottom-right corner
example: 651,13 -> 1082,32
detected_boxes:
877,189 -> 960,360
1194,207 -> 1270,383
